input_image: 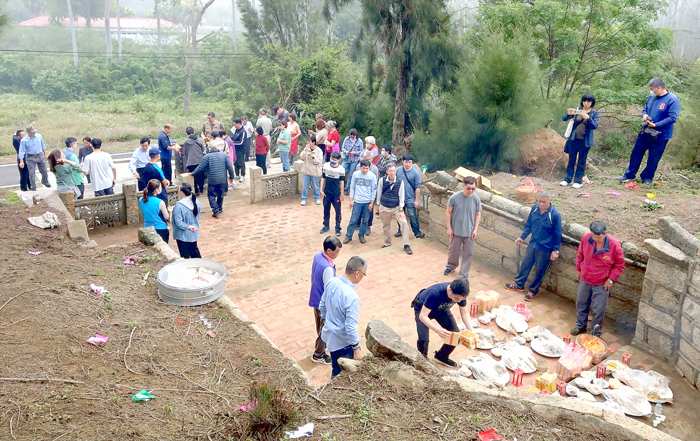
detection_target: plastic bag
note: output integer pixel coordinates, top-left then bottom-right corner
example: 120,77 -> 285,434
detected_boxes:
613,369 -> 673,403
86,334 -> 109,346
501,344 -> 538,373
90,283 -> 109,294
473,328 -> 498,349
558,343 -> 592,374
512,302 -> 533,321
132,390 -> 156,402
463,354 -> 510,386
602,386 -> 652,416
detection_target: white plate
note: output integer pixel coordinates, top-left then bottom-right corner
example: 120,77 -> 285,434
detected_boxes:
496,313 -> 528,333
531,337 -> 566,358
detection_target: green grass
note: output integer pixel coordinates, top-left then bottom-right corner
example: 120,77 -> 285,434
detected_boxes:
0,93 -> 226,161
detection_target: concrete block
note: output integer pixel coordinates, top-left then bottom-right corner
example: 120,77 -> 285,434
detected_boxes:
646,327 -> 674,358
557,244 -> 578,263
621,241 -> 649,264
249,166 -> 264,203
645,257 -> 687,294
641,278 -> 654,302
651,284 -> 682,313
679,338 -> 700,367
123,182 -> 140,225
605,296 -> 638,328
638,301 -> 676,334
564,222 -> 589,240
658,216 -> 700,258
493,218 -> 525,239
615,265 -> 645,288
681,315 -> 693,339
644,238 -> 689,271
676,354 -> 696,381
138,226 -> 161,246
488,195 -> 523,216
423,181 -> 447,196
684,297 -> 700,322
479,211 -> 496,229
67,219 -> 89,242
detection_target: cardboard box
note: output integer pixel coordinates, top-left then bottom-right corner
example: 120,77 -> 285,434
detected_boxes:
454,167 -> 492,190
443,332 -> 461,346
459,330 -> 479,350
535,371 -> 558,392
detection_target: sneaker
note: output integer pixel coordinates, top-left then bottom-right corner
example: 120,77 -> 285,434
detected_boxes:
43,182 -> 52,188
312,354 -> 332,365
524,291 -> 539,302
404,245 -> 413,255
212,212 -> 219,218
335,229 -> 342,237
591,329 -> 602,338
343,237 -> 352,244
239,176 -> 244,182
642,179 -> 652,185
319,226 -> 330,234
504,283 -> 525,292
382,242 -> 391,248
315,199 -> 321,205
301,200 -> 306,206
415,232 -> 425,239
434,352 -> 457,367
572,183 -> 582,189
359,235 -> 366,244
570,327 -> 586,336
394,231 -> 402,237
560,180 -> 569,187
444,268 -> 454,276
617,176 -> 632,183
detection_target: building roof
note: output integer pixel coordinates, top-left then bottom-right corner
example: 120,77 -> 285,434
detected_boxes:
19,16 -> 184,30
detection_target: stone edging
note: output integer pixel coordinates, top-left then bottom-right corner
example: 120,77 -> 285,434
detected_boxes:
444,376 -> 680,441
138,227 -> 317,391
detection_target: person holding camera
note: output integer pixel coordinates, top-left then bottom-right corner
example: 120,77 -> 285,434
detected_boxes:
618,77 -> 680,185
561,93 -> 598,189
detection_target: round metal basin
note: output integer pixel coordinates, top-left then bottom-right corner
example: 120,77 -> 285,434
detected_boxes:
156,258 -> 228,306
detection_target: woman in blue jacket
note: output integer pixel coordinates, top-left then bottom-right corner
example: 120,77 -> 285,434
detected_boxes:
561,93 -> 599,189
172,182 -> 202,259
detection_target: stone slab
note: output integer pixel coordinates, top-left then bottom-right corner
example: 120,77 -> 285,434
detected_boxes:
67,219 -> 89,242
644,257 -> 687,294
645,238 -> 690,271
433,170 -> 459,189
658,216 -> 700,258
487,195 -> 523,216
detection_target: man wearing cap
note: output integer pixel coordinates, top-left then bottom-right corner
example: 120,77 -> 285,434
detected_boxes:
129,137 -> 152,191
139,147 -> 169,202
18,125 -> 51,191
273,105 -> 289,124
158,124 -> 178,182
201,112 -> 225,144
81,139 -> 117,197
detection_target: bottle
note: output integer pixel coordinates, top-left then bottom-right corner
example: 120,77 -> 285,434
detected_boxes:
654,401 -> 663,417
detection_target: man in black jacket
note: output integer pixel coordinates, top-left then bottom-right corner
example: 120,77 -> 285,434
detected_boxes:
12,129 -> 29,191
231,118 -> 247,183
377,164 -> 412,255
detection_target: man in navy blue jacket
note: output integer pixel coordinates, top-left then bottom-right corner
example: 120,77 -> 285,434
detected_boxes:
619,77 -> 681,184
504,191 -> 562,302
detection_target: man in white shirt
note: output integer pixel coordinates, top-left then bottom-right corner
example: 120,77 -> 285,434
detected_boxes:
241,115 -> 255,161
256,108 -> 273,169
81,139 -> 117,196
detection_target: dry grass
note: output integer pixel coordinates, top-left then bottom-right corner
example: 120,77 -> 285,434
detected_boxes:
0,94 -> 229,160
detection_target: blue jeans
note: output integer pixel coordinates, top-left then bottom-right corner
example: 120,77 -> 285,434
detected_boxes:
344,161 -> 358,193
514,245 -> 552,294
302,174 -> 320,201
280,151 -> 291,172
345,202 -> 371,239
207,183 -> 226,214
95,187 -> 115,197
398,203 -> 422,236
623,134 -> 669,181
330,345 -> 354,377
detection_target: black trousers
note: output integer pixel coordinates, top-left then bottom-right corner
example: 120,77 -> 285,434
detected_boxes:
17,158 -> 29,191
161,158 -> 172,182
187,165 -> 205,194
413,304 -> 459,358
255,154 -> 267,174
156,228 -> 169,243
235,147 -> 246,177
323,195 -> 342,231
176,240 -> 201,259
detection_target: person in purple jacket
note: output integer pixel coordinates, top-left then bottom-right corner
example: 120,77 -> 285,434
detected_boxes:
619,77 -> 681,184
308,236 -> 343,364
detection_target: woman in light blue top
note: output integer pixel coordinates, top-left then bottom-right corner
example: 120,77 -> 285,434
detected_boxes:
139,179 -> 170,243
172,183 -> 202,259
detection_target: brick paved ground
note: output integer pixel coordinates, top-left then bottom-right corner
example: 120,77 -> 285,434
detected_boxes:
90,167 -> 698,438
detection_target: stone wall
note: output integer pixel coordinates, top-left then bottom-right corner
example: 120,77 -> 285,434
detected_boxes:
633,217 -> 700,388
249,165 -> 299,204
421,176 -> 648,329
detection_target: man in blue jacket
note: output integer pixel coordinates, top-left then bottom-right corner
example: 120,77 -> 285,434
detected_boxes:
619,77 -> 681,185
504,191 -> 562,302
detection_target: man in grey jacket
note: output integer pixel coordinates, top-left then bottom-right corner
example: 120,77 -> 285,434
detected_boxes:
182,126 -> 207,195
192,145 -> 234,217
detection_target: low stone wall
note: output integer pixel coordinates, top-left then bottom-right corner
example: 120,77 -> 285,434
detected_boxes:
422,179 -> 648,329
249,165 -> 299,204
634,217 -> 700,388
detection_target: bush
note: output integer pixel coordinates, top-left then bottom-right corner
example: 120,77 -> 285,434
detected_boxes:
413,30 -> 545,171
226,381 -> 299,441
32,68 -> 80,101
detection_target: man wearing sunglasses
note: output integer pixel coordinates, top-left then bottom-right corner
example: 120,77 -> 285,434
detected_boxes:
444,176 -> 482,280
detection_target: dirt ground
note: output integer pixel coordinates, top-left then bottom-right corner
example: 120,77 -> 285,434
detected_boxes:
486,165 -> 700,248
0,198 -> 641,440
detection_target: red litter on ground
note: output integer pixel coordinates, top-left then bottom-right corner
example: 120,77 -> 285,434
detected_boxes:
578,193 -> 591,198
478,429 -> 505,441
624,182 -> 640,191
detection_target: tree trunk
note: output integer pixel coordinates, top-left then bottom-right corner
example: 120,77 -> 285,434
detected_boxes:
66,0 -> 79,67
104,0 -> 112,63
116,0 -> 123,60
184,55 -> 193,115
184,0 -> 217,115
155,0 -> 162,54
231,0 -> 237,50
391,57 -> 409,154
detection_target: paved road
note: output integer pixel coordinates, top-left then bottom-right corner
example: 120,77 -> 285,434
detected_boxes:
1,153 -> 134,189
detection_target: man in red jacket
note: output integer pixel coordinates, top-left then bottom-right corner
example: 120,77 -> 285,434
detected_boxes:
571,221 -> 625,337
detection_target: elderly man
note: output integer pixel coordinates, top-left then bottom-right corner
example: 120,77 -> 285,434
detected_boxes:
363,136 -> 379,165
18,125 -> 51,190
444,176 -> 482,280
192,141 -> 234,217
129,137 -> 152,190
572,221 -> 626,337
342,129 -> 364,195
158,124 -> 179,182
201,112 -> 225,143
505,191 -> 562,302
618,77 -> 681,185
319,255 -> 367,378
377,164 -> 412,254
272,105 -> 289,124
396,154 -> 424,238
256,108 -> 273,169
308,236 -> 343,365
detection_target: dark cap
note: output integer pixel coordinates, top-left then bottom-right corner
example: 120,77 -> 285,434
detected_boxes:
148,147 -> 161,157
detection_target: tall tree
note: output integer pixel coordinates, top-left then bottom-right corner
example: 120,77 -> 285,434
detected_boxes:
325,0 -> 460,151
155,0 -> 162,54
66,0 -> 79,67
116,0 -> 123,60
238,0 -> 314,56
104,0 -> 113,62
184,0 -> 217,114
231,0 -> 237,50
